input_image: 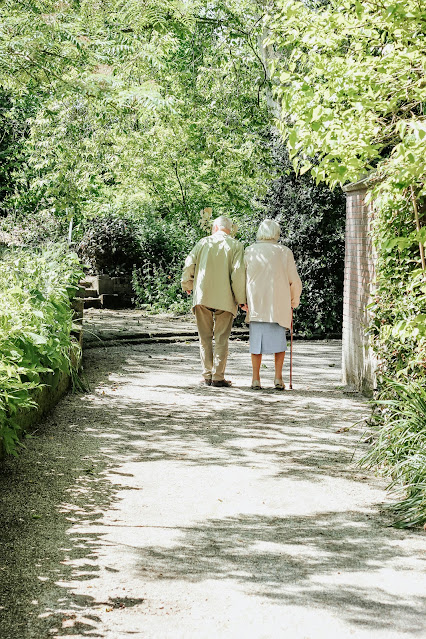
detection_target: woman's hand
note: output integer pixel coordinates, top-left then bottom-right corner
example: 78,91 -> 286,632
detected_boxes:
239,304 -> 248,312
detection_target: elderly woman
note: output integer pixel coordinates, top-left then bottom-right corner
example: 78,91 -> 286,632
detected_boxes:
244,219 -> 302,390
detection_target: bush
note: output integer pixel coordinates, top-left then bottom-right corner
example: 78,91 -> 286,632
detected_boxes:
77,214 -> 142,276
0,244 -> 83,455
367,192 -> 426,383
361,186 -> 426,528
263,139 -> 346,336
1,210 -> 67,246
77,211 -> 200,312
361,378 -> 426,528
132,216 -> 199,313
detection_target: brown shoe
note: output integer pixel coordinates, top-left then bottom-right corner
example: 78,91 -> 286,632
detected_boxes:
201,378 -> 212,386
211,379 -> 232,387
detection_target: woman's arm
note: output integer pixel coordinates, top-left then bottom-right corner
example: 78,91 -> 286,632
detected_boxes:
287,250 -> 302,308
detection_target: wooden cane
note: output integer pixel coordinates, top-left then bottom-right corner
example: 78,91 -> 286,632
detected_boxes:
289,308 -> 293,390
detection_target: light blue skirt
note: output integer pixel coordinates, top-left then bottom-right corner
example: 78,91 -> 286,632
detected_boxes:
249,322 -> 287,354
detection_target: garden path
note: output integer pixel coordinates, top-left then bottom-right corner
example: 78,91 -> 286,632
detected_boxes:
0,320 -> 425,638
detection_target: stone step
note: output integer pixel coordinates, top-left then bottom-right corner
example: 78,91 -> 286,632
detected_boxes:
80,287 -> 98,299
80,276 -> 98,289
71,298 -> 84,319
83,297 -> 102,310
100,294 -> 122,309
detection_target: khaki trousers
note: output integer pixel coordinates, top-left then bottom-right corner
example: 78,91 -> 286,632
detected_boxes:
194,305 -> 234,381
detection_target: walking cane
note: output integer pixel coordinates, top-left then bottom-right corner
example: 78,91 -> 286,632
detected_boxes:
289,308 -> 293,390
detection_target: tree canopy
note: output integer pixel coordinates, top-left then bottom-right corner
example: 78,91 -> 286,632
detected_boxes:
1,1 -> 273,231
265,0 -> 426,192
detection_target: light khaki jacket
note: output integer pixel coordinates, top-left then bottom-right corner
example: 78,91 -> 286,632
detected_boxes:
181,231 -> 246,316
244,240 -> 302,329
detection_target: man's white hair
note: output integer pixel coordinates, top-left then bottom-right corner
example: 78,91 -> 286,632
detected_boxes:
256,219 -> 281,241
212,216 -> 233,233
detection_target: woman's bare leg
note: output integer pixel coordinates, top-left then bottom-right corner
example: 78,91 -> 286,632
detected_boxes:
274,351 -> 285,381
251,353 -> 262,383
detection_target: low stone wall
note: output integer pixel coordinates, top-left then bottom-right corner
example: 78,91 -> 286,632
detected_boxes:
342,178 -> 376,395
9,368 -> 71,435
0,305 -> 83,457
83,274 -> 133,308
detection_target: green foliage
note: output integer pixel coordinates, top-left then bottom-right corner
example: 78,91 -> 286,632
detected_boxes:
362,187 -> 426,528
1,1 -> 272,232
266,0 -> 426,526
132,216 -> 199,313
0,244 -> 83,455
264,138 -> 346,336
361,378 -> 426,528
1,210 -> 67,246
132,263 -> 192,314
0,90 -> 35,216
78,211 -> 199,312
368,192 -> 426,382
77,214 -> 143,276
0,0 -> 85,91
265,0 -> 426,190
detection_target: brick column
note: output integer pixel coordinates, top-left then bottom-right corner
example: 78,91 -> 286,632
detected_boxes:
342,179 -> 376,395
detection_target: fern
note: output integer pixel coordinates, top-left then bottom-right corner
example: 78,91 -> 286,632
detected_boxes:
57,28 -> 84,53
118,0 -> 196,33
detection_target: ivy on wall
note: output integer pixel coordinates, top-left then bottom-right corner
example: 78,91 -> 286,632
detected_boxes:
265,0 -> 426,527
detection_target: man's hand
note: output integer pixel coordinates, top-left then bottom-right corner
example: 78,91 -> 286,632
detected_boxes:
240,304 -> 248,312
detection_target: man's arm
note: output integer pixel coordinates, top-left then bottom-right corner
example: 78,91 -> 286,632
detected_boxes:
230,242 -> 246,304
181,244 -> 198,292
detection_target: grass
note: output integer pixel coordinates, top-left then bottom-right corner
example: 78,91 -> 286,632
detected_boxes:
361,377 -> 426,528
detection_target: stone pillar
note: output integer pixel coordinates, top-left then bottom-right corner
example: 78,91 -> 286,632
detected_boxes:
342,179 -> 376,395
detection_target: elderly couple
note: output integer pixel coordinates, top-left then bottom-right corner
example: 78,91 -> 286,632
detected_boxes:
181,216 -> 302,390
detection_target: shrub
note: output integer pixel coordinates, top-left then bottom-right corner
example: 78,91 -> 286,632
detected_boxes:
361,378 -> 426,528
367,192 -> 426,383
0,244 -> 83,455
77,214 -> 142,276
132,215 -> 199,313
1,210 -> 67,246
263,139 -> 346,336
360,186 -> 426,528
132,263 -> 192,314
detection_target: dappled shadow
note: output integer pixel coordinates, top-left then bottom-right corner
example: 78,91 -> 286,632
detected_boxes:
0,390 -> 128,638
0,340 -> 424,637
83,309 -> 198,347
120,510 -> 425,633
71,340 -> 368,483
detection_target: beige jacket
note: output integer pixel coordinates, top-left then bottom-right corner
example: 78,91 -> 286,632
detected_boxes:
244,240 -> 302,329
181,231 -> 246,316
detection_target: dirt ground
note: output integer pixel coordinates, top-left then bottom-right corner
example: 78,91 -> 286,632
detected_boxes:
0,328 -> 425,638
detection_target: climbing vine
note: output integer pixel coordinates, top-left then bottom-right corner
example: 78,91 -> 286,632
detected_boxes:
265,0 -> 426,527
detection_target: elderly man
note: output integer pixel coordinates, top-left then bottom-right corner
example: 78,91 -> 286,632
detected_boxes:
181,216 -> 246,387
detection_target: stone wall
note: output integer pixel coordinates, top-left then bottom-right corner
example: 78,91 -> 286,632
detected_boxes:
342,178 -> 376,395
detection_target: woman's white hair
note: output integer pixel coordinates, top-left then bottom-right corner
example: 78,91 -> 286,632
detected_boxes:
212,216 -> 233,233
256,219 -> 281,241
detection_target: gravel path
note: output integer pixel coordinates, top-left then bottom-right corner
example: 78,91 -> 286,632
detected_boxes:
0,337 -> 425,638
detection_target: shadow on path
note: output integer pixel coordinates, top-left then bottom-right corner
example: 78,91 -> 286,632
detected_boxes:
0,341 -> 424,638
